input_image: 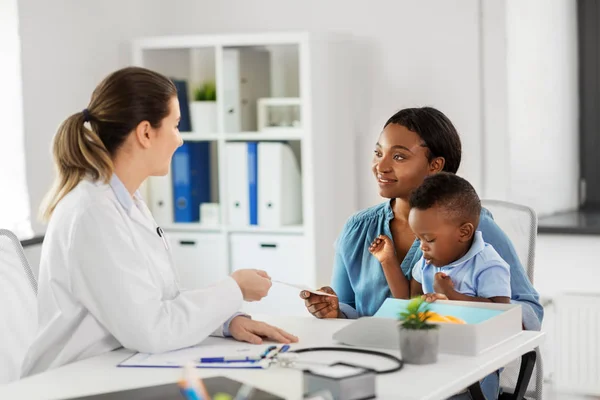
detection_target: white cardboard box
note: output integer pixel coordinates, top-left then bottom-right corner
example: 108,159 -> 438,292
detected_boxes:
332,299 -> 522,356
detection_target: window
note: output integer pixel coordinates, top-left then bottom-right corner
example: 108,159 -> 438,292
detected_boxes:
0,0 -> 32,238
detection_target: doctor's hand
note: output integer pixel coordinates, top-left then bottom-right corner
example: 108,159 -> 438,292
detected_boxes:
300,286 -> 341,319
231,269 -> 272,302
229,316 -> 299,345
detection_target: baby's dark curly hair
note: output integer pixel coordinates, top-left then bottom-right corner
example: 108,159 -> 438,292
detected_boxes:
409,172 -> 481,225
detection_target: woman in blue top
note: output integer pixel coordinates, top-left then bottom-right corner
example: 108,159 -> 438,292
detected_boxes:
301,107 -> 543,331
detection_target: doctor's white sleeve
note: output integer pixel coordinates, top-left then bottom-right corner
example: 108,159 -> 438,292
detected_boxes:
69,207 -> 244,354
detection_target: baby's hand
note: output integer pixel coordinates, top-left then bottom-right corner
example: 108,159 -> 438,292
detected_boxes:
433,272 -> 454,295
369,234 -> 397,265
422,293 -> 449,303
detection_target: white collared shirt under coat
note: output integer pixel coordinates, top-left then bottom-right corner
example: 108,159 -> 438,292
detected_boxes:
22,176 -> 243,376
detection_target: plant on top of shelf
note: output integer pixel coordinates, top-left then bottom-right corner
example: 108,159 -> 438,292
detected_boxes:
193,81 -> 216,102
190,80 -> 217,134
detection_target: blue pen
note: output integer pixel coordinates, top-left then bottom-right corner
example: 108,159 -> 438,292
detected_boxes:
260,345 -> 277,359
266,344 -> 289,360
199,356 -> 260,363
279,345 -> 291,353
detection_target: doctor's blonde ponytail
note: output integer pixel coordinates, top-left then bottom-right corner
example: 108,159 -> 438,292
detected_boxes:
41,67 -> 177,221
41,112 -> 113,221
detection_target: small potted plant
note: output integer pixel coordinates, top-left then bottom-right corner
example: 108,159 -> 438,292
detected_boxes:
397,297 -> 440,364
190,80 -> 217,134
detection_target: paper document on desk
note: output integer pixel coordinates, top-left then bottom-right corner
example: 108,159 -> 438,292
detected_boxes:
119,344 -> 271,369
273,280 -> 338,297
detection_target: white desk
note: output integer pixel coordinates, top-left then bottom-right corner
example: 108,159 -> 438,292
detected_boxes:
0,315 -> 544,400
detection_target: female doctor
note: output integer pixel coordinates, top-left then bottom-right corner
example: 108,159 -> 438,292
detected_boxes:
22,66 -> 297,376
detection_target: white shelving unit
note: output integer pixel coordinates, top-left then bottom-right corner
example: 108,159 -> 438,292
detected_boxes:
132,32 -> 356,316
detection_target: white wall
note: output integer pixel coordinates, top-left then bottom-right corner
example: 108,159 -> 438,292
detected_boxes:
0,0 -> 31,237
18,0 -> 579,232
18,0 -> 168,234
18,0 -> 485,231
482,0 -> 579,216
535,233 -> 600,387
481,0 -> 511,201
535,234 -> 598,298
507,0 -> 579,216
155,0 -> 485,209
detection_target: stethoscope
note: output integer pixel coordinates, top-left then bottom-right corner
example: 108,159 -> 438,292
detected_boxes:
274,347 -> 404,374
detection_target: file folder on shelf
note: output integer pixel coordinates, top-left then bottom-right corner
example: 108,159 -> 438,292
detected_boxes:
171,78 -> 192,132
172,142 -> 211,222
248,142 -> 258,225
226,142 -> 258,226
257,142 -> 302,227
226,142 -> 249,226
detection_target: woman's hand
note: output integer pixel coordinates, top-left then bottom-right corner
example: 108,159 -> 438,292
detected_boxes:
299,286 -> 341,319
229,316 -> 298,344
231,269 -> 272,301
369,234 -> 398,265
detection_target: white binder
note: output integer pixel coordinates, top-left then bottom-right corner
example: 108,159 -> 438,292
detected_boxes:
146,172 -> 173,226
222,48 -> 271,133
226,142 -> 250,226
257,142 -> 302,227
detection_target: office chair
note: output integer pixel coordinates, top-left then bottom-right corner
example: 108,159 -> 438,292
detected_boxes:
0,229 -> 38,384
481,200 -> 543,400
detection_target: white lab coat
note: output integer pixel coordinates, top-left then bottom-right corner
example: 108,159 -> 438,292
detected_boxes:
21,176 -> 243,376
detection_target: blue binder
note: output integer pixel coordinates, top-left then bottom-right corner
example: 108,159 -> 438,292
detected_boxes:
247,142 -> 258,225
171,79 -> 192,132
172,142 -> 211,222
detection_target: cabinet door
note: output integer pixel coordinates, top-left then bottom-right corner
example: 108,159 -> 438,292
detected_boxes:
167,232 -> 227,290
229,233 -> 311,317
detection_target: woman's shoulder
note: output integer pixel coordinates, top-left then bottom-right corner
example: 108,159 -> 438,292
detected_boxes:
347,201 -> 390,224
338,201 -> 390,242
44,181 -> 114,248
343,202 -> 389,230
478,208 -> 504,237
477,207 -> 519,259
51,180 -> 117,228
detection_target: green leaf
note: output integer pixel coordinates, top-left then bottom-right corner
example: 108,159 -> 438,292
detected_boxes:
193,80 -> 217,101
397,297 -> 438,330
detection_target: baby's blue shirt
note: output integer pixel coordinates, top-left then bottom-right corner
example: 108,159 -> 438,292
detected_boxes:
412,231 -> 511,298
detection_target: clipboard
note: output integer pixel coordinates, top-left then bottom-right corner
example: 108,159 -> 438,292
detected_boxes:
117,344 -> 279,369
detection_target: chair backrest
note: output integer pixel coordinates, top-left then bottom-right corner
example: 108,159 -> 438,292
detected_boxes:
481,200 -> 537,283
0,229 -> 38,384
480,200 -> 542,400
